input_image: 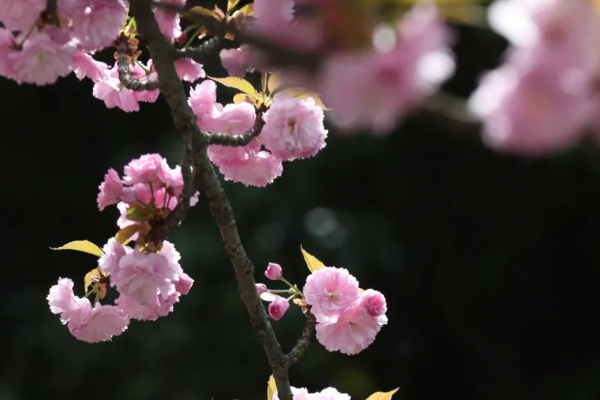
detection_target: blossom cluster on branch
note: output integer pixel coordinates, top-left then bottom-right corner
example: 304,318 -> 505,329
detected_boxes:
9,0 -> 596,398
258,257 -> 388,355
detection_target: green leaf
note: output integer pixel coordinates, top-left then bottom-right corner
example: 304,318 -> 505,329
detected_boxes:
364,388 -> 400,400
50,240 -> 104,258
126,204 -> 147,222
208,76 -> 257,97
267,375 -> 277,400
115,225 -> 139,245
300,245 -> 325,272
227,0 -> 241,13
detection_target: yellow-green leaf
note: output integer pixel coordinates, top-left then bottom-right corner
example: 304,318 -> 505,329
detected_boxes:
227,0 -> 241,13
208,76 -> 257,97
84,268 -> 101,293
301,245 -> 325,272
50,240 -> 103,258
267,375 -> 277,400
364,388 -> 400,400
233,93 -> 254,105
267,72 -> 281,94
235,3 -> 255,17
225,30 -> 235,40
115,225 -> 139,245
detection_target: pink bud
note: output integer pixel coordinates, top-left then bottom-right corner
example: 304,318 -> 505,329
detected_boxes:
256,283 -> 268,295
265,263 -> 282,280
268,295 -> 289,321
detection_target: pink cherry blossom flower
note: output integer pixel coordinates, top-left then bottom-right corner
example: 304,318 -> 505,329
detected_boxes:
70,304 -> 130,343
358,289 -> 387,317
153,0 -> 186,42
315,300 -> 381,355
468,58 -> 591,156
174,57 -> 205,82
47,278 -> 90,325
488,0 -> 600,71
68,0 -> 127,50
47,278 -> 129,343
0,0 -> 46,32
265,263 -> 283,280
123,154 -> 164,185
467,0 -> 600,156
220,45 -> 256,78
97,168 -> 124,211
200,102 -> 256,135
98,237 -> 132,276
303,267 -> 360,318
319,3 -> 454,133
157,159 -> 184,195
256,283 -> 268,295
217,151 -> 283,187
72,51 -> 109,82
268,295 -> 290,320
189,80 -> 217,121
7,31 -> 76,86
115,292 -> 179,321
261,93 -> 327,161
113,249 -> 178,304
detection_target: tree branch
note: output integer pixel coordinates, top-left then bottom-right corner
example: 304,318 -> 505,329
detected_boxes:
286,312 -> 316,367
127,2 -> 294,399
115,39 -> 160,91
203,113 -> 265,146
152,0 -> 321,70
175,36 -> 221,62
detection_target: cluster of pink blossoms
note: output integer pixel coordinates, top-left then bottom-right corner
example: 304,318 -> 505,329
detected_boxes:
48,154 -> 196,342
47,239 -> 193,343
468,0 -> 600,156
221,0 -> 456,134
188,80 -> 327,187
273,386 -> 351,400
97,153 -> 199,238
258,263 -> 387,355
0,0 -> 204,109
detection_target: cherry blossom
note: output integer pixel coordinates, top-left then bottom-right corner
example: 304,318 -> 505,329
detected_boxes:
0,0 -> 46,32
303,267 -> 360,318
261,93 -> 327,161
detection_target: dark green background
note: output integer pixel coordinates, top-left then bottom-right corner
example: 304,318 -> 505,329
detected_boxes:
2,3 -> 600,400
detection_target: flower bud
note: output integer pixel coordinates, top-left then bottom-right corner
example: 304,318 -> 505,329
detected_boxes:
268,295 -> 289,321
265,262 -> 282,280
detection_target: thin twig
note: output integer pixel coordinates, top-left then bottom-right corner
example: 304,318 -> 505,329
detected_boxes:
175,36 -> 221,61
115,39 -> 160,91
286,313 -> 316,367
203,114 -> 265,146
127,2 -> 295,400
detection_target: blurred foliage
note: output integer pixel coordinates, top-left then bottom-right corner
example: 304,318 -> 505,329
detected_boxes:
2,4 -> 600,400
